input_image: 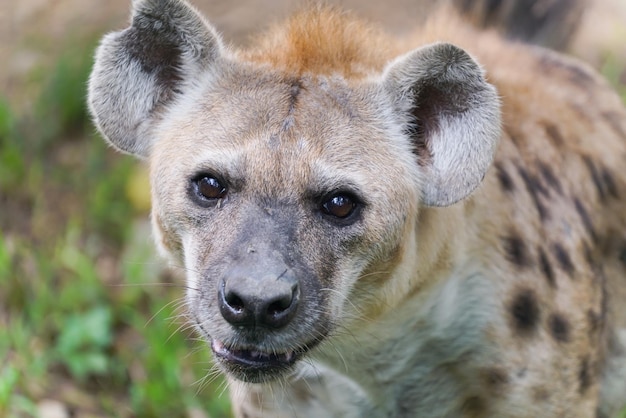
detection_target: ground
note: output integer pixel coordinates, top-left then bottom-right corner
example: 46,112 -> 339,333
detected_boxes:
1,1 -> 624,417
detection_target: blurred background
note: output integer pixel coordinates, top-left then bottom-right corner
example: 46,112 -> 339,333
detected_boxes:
1,0 -> 625,417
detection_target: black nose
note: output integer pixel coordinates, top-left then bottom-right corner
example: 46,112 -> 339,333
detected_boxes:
218,268 -> 300,329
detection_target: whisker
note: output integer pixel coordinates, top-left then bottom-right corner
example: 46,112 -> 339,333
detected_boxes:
144,297 -> 187,327
319,287 -> 365,318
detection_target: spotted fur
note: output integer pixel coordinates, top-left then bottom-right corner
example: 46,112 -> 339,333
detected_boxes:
88,0 -> 626,416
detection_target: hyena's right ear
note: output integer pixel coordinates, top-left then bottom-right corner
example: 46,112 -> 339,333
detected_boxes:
382,43 -> 501,207
88,0 -> 223,158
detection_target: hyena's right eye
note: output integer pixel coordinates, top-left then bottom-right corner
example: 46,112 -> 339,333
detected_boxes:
191,175 -> 227,203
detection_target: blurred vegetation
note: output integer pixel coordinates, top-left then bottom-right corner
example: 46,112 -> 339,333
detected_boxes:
0,37 -> 230,418
0,16 -> 625,418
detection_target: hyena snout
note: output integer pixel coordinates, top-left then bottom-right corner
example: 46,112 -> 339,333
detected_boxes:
218,261 -> 300,330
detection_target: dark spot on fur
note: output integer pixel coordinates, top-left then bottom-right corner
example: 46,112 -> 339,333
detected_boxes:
287,79 -> 302,111
533,387 -> 550,402
582,156 -> 617,202
519,166 -> 549,196
583,242 -> 594,266
582,156 -> 604,199
539,54 -> 594,87
571,103 -> 593,125
461,396 -> 486,415
587,310 -> 600,336
456,0 -> 472,13
495,163 -> 515,192
456,0 -> 476,13
502,235 -> 532,268
507,130 -> 522,147
619,246 -> 626,268
281,78 -> 303,131
509,289 -> 541,335
517,166 -> 549,221
537,161 -> 563,194
471,0 -> 583,49
599,267 -> 608,325
482,368 -> 509,390
552,243 -> 575,275
601,167 -> 619,199
548,313 -> 571,343
483,0 -> 503,23
578,357 -> 591,394
602,111 -> 626,138
542,122 -> 565,146
538,247 -> 556,287
574,198 -> 597,242
533,198 -> 549,222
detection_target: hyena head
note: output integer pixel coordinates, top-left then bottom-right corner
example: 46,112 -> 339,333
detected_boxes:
88,0 -> 500,383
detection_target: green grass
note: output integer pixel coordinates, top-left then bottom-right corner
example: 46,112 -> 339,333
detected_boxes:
0,38 -> 231,418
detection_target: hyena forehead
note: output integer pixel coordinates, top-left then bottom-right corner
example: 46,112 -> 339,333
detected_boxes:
89,0 -> 500,207
152,67 -> 421,199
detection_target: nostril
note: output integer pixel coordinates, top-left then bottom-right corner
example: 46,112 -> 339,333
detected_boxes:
218,279 -> 253,326
264,282 -> 300,327
225,291 -> 245,313
267,296 -> 293,316
269,282 -> 299,314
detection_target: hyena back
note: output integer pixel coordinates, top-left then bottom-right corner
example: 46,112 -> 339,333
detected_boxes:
88,0 -> 626,417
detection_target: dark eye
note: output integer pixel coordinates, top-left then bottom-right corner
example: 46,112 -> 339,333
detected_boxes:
321,194 -> 357,219
194,175 -> 227,201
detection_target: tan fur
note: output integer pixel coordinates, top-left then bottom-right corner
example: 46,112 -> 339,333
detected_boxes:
242,7 -> 398,78
88,1 -> 626,417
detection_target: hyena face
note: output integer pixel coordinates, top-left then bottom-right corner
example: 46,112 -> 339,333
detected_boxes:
149,67 -> 424,382
89,0 -> 499,383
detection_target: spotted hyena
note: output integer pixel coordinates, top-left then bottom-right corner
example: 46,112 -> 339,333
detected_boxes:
88,0 -> 626,416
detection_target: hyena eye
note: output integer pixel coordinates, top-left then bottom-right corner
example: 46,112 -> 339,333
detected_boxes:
193,175 -> 227,201
321,194 -> 358,219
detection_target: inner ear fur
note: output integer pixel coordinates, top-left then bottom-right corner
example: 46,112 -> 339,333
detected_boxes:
383,43 -> 501,207
88,0 -> 223,158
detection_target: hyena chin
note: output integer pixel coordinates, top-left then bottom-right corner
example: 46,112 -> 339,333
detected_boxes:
89,0 -> 626,416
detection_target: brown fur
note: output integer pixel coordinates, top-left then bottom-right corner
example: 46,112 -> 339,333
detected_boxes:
242,6 -> 398,78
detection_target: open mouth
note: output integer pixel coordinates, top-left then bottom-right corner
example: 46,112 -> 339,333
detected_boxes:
211,339 -> 298,370
208,331 -> 327,382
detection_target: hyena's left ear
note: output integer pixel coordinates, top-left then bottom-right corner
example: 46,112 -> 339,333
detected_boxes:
88,0 -> 223,158
382,43 -> 501,207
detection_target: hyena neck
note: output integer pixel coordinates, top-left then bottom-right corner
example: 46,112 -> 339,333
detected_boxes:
351,202 -> 472,323
311,202 -> 484,410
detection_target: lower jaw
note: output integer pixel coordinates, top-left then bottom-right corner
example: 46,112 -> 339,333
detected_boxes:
211,339 -> 298,383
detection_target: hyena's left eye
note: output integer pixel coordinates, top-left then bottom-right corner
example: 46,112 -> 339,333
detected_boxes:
321,194 -> 358,219
192,175 -> 227,202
